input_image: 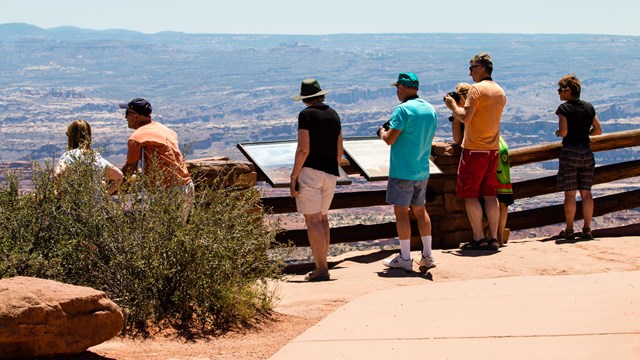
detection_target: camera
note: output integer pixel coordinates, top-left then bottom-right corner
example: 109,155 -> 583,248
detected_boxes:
443,91 -> 461,103
448,116 -> 455,122
376,120 -> 390,138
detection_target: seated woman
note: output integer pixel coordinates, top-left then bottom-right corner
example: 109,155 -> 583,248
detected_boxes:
54,119 -> 123,195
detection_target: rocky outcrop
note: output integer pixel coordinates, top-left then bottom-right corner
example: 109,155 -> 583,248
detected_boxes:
187,156 -> 257,189
0,276 -> 123,359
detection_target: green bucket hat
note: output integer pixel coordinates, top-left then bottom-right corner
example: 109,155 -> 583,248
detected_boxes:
292,78 -> 329,101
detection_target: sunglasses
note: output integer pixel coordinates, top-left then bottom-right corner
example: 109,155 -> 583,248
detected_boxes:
557,88 -> 568,94
125,109 -> 138,117
469,64 -> 480,72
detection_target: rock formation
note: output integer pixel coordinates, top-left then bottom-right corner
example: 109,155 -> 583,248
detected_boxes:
0,276 -> 123,359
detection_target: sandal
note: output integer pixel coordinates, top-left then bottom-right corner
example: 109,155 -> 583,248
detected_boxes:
461,239 -> 488,250
305,269 -> 330,282
581,227 -> 594,240
559,228 -> 575,240
487,238 -> 500,250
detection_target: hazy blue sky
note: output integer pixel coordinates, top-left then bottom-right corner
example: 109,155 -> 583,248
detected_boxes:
2,0 -> 638,36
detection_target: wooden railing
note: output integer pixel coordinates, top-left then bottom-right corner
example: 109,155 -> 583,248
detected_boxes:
260,129 -> 640,249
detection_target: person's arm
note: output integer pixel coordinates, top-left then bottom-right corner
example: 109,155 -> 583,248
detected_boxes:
557,114 -> 568,138
121,162 -> 138,178
380,128 -> 401,145
590,115 -> 603,136
445,94 -> 477,124
104,164 -> 124,195
337,131 -> 344,165
290,129 -> 310,197
122,139 -> 142,178
458,104 -> 477,124
451,118 -> 463,144
53,162 -> 67,177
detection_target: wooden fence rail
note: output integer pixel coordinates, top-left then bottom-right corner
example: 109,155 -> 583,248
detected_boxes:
509,129 -> 640,166
263,129 -> 640,248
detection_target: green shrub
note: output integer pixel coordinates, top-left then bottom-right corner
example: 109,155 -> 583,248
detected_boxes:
0,159 -> 285,337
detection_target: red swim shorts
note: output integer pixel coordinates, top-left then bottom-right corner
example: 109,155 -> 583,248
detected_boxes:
456,149 -> 499,198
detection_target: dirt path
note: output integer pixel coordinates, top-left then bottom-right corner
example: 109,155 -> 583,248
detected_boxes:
87,235 -> 640,359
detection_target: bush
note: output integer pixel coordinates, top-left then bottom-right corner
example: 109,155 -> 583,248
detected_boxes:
0,158 -> 285,337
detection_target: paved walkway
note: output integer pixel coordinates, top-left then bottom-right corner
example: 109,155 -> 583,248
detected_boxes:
271,255 -> 640,359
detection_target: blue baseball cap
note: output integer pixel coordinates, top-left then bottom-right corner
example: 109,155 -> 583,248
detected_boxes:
119,98 -> 152,117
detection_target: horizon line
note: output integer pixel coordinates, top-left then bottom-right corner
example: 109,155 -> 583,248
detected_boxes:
1,22 -> 638,38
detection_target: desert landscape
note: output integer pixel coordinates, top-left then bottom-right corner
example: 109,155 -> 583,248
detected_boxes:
1,24 -> 639,359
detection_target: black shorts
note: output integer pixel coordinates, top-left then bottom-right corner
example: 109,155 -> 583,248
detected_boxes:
497,193 -> 514,207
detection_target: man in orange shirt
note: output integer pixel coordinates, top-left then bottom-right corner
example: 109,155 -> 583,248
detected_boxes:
119,98 -> 194,219
445,52 -> 506,250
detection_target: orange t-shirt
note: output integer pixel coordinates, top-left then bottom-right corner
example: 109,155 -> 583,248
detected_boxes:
462,80 -> 506,150
126,121 -> 191,187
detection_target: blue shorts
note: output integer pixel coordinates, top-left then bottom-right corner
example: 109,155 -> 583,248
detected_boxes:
386,177 -> 428,207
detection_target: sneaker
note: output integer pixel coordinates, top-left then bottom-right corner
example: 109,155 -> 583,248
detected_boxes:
418,254 -> 436,272
383,254 -> 412,272
305,269 -> 330,282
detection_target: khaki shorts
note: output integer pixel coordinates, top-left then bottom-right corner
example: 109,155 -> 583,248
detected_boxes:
295,167 -> 337,215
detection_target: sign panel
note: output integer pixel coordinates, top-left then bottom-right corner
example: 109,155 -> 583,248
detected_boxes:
237,140 -> 352,188
343,137 -> 442,181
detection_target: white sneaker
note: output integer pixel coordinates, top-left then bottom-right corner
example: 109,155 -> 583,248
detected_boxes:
383,254 -> 412,272
418,254 -> 436,272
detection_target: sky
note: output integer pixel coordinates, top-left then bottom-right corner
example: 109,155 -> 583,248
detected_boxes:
1,0 -> 638,36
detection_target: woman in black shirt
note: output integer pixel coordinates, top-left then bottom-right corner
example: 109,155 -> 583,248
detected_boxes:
290,79 -> 343,282
556,74 -> 602,240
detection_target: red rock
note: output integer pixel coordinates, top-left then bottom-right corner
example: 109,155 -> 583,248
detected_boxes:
0,276 -> 123,359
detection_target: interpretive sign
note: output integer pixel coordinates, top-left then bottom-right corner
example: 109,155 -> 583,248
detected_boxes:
343,137 -> 442,181
237,140 -> 352,188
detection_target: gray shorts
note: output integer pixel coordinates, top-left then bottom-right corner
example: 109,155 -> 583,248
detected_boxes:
386,177 -> 428,207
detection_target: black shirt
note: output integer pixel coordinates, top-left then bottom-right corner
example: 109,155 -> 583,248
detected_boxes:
556,99 -> 596,146
298,104 -> 341,176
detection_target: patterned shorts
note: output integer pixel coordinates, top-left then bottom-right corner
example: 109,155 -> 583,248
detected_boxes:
557,145 -> 595,191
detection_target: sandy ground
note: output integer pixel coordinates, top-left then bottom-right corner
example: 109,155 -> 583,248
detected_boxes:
84,234 -> 640,359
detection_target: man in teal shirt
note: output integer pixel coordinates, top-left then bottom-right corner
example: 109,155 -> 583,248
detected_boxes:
378,72 -> 438,272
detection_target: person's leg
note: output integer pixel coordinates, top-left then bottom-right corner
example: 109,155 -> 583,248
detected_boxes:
317,171 -> 336,261
576,149 -> 595,236
458,149 -> 494,245
483,195 -> 500,241
564,190 -> 577,232
321,213 -> 331,256
393,205 -> 412,260
411,204 -> 436,270
383,178 -> 413,270
410,205 -> 432,253
558,146 -> 580,237
465,197 -> 486,241
497,202 -> 508,245
296,168 -> 330,277
476,150 -> 499,246
579,189 -> 594,230
304,212 -> 329,273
